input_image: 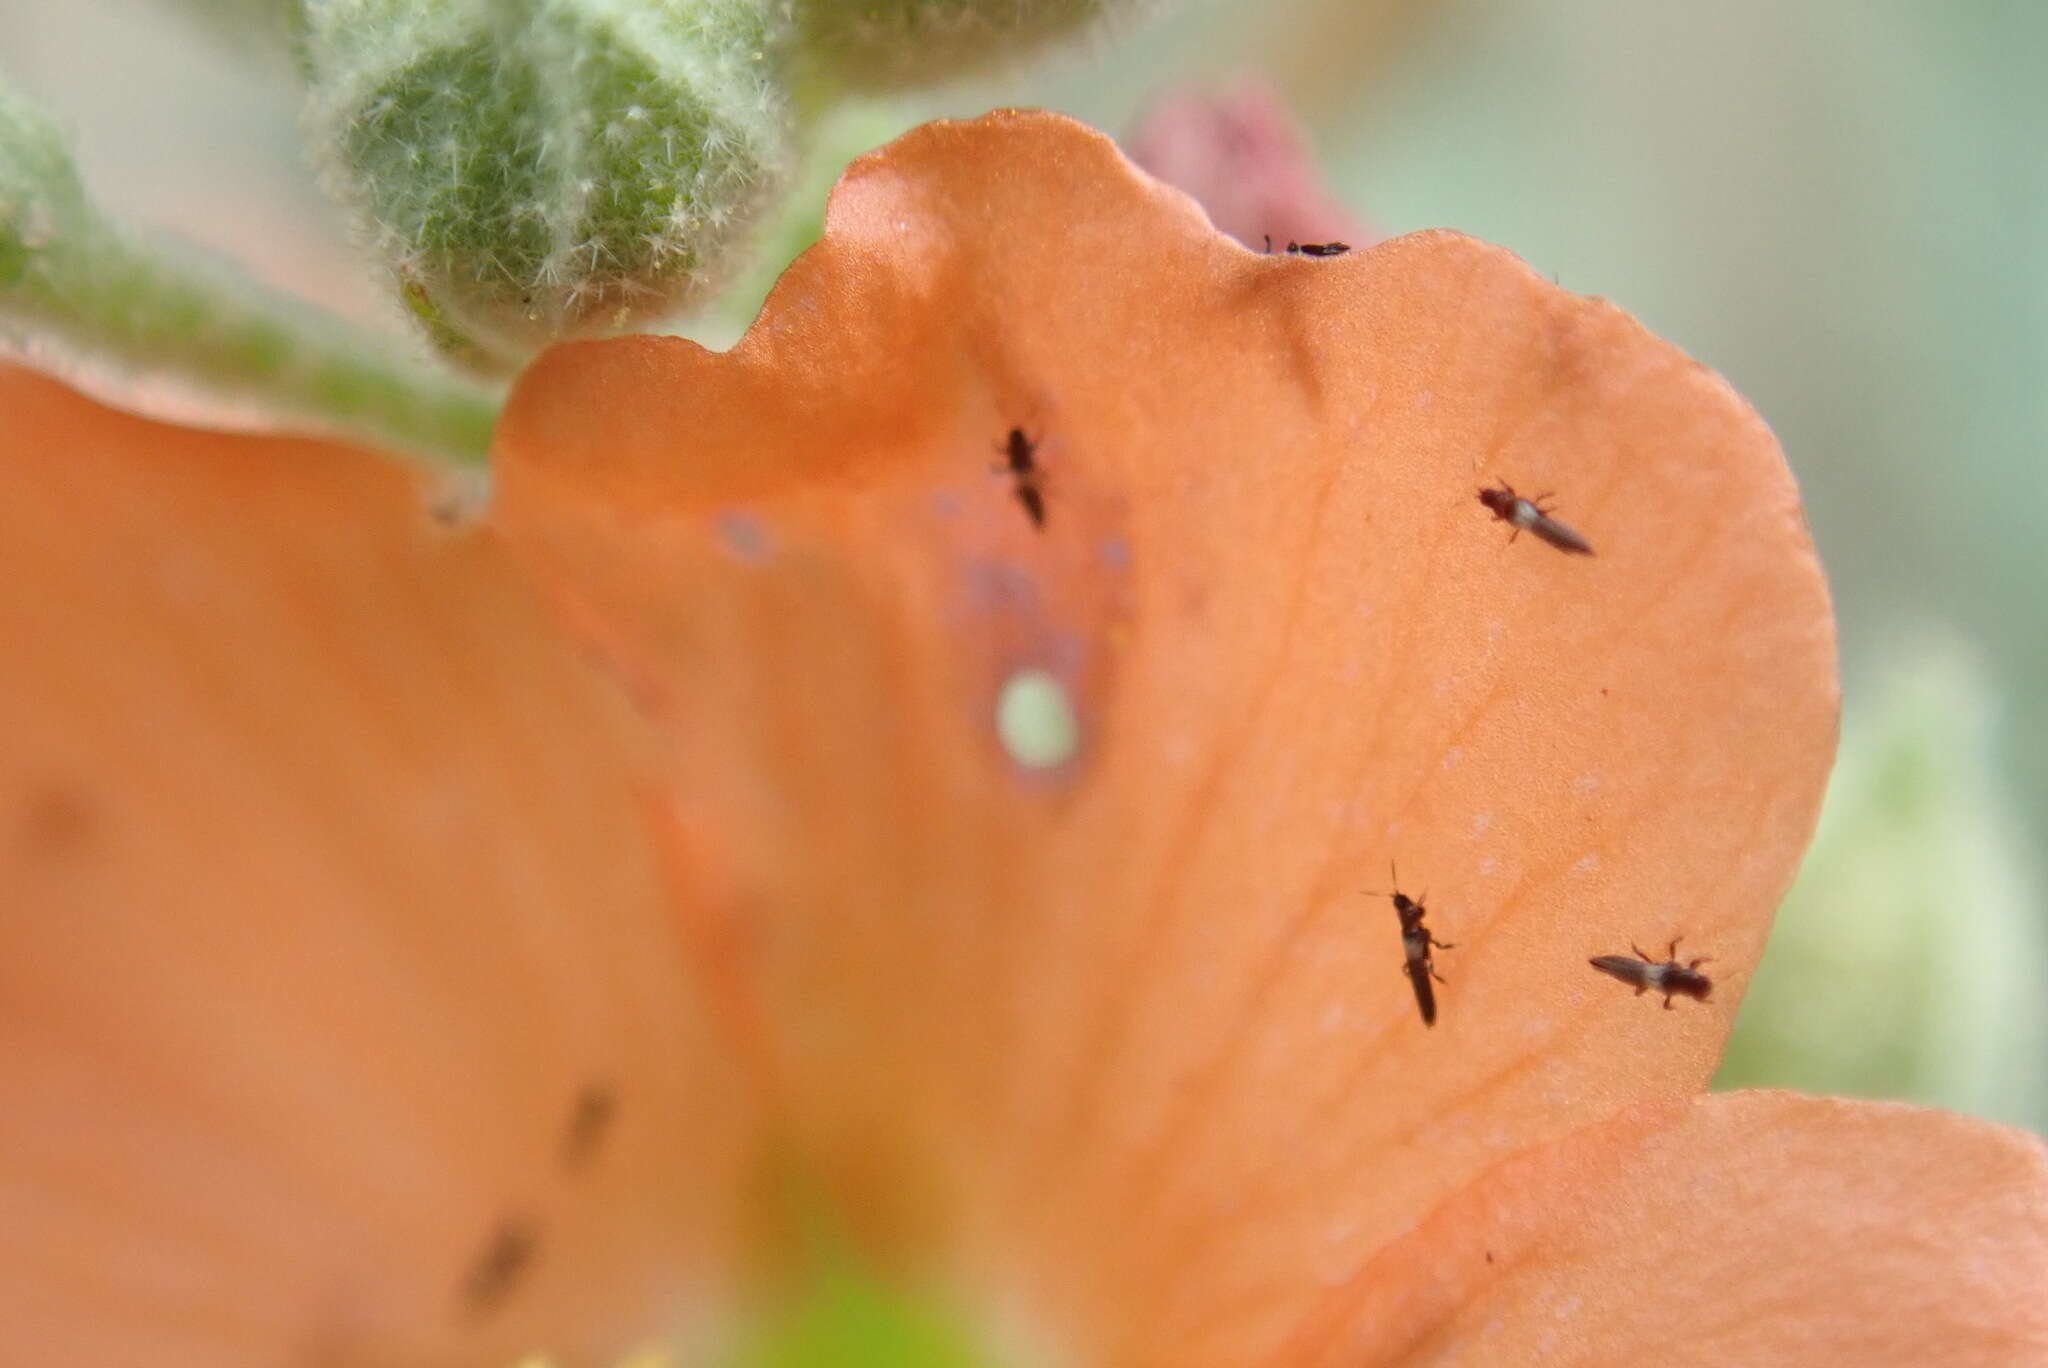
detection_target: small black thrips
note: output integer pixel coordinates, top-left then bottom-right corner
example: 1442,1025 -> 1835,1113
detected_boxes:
458,1214 -> 540,1317
558,1083 -> 617,1172
1477,482 -> 1595,556
1366,863 -> 1454,1027
1262,235 -> 1352,257
994,426 -> 1046,529
1589,939 -> 1714,1009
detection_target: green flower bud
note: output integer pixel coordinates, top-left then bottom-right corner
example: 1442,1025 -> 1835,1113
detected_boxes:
789,0 -> 1159,92
0,84 -> 86,291
1716,639 -> 2048,1130
301,0 -> 797,373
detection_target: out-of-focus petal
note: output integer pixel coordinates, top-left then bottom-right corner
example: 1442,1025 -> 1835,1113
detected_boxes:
0,366 -> 749,1366
494,111 -> 1838,1362
1288,1091 -> 2048,1367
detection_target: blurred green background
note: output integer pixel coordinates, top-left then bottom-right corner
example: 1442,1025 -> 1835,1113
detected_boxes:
3,0 -> 2042,1127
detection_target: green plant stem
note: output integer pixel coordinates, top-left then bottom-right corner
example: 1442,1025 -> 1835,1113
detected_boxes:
13,222 -> 500,462
3,80 -> 498,464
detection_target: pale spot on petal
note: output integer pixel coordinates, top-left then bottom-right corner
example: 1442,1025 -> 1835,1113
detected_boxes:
997,668 -> 1079,770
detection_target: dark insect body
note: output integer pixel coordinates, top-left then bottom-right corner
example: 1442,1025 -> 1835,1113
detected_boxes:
995,426 -> 1046,529
458,1214 -> 539,1317
1477,482 -> 1595,556
1262,235 -> 1352,257
1588,939 -> 1714,1009
1365,862 -> 1454,1027
558,1083 -> 617,1172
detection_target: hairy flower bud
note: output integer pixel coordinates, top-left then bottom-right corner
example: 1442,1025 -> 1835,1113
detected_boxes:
789,0 -> 1157,92
0,85 -> 83,292
301,0 -> 796,372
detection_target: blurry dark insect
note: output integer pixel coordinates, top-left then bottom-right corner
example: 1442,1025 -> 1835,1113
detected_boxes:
993,426 -> 1045,529
1478,482 -> 1595,556
459,1214 -> 539,1317
558,1083 -> 617,1172
1262,235 -> 1352,257
1589,939 -> 1714,1009
1365,862 -> 1454,1027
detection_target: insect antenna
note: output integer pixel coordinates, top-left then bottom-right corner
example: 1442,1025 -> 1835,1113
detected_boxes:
1360,859 -> 1400,900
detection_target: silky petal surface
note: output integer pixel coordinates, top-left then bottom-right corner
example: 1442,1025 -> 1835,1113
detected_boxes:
0,367 -> 748,1366
1289,1091 -> 2048,1367
493,111 -> 1839,1363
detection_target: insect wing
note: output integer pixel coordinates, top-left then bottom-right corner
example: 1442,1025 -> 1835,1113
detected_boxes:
1530,511 -> 1595,555
1406,958 -> 1438,1026
1018,482 -> 1047,529
1589,954 -> 1649,988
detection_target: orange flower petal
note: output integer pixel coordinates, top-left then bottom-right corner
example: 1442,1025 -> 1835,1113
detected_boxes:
493,112 -> 1838,1359
1289,1091 -> 2048,1365
0,366 -> 748,1364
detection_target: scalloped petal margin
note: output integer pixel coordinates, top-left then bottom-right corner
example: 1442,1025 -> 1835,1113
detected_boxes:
493,111 -> 1840,1362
